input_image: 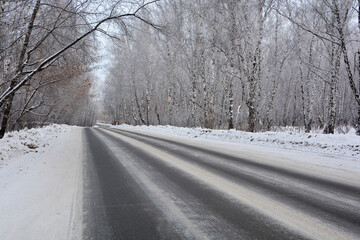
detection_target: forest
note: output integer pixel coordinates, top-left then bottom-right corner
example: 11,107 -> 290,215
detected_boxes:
1,0 -> 360,139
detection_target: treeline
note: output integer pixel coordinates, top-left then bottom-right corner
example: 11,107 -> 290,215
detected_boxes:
0,0 -> 157,139
103,0 -> 360,135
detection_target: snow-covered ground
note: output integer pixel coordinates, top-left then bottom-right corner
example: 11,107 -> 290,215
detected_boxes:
0,124 -> 76,167
108,124 -> 360,174
0,125 -> 83,240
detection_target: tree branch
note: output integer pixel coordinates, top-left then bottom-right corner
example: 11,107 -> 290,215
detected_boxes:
0,0 -> 160,108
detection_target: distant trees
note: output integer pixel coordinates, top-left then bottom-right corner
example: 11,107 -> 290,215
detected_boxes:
0,0 -> 159,138
103,0 -> 360,135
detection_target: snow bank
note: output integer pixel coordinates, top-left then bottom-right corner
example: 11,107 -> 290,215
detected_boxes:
0,127 -> 83,240
113,124 -> 360,158
0,124 -> 76,167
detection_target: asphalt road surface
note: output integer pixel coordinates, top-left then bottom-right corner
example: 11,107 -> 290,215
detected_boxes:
82,127 -> 360,240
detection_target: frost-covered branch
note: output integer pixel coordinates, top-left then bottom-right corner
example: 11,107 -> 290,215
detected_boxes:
0,0 -> 160,108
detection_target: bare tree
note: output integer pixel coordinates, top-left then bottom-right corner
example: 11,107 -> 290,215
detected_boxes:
0,0 -> 159,138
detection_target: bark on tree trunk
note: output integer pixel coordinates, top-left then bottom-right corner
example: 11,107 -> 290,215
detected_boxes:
247,88 -> 256,132
131,68 -> 145,125
323,44 -> 341,134
300,67 -> 311,133
304,37 -> 315,132
155,105 -> 161,125
191,74 -> 197,126
246,0 -> 265,133
227,0 -> 237,130
228,77 -> 234,129
0,95 -> 14,138
145,79 -> 150,126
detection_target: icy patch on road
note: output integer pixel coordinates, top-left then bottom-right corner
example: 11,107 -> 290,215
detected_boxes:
0,124 -> 76,168
111,124 -> 360,158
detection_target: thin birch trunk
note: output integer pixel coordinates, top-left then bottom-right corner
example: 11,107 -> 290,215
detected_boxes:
131,68 -> 145,125
300,67 -> 310,131
324,44 -> 341,134
267,9 -> 280,130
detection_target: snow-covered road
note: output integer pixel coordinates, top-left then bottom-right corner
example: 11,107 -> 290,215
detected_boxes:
0,125 -> 359,239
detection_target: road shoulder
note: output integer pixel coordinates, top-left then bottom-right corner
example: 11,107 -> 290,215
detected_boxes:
0,127 -> 83,240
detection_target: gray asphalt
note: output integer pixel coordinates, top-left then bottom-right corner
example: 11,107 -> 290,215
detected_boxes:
82,127 -> 360,240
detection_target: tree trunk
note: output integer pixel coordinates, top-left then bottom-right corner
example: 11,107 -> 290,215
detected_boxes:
247,90 -> 256,132
267,9 -> 280,130
155,105 -> 161,125
227,0 -> 237,130
228,77 -> 234,129
191,73 -> 197,126
300,67 -> 311,133
131,69 -> 145,125
304,37 -> 315,132
323,43 -> 341,134
145,79 -> 150,126
0,95 -> 14,138
246,0 -> 265,132
332,0 -> 360,135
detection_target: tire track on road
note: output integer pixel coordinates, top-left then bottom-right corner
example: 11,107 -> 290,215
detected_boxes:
96,127 -> 360,239
101,128 -> 360,236
91,127 -> 308,240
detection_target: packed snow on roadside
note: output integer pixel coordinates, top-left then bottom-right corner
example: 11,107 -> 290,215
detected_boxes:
0,124 -> 76,167
0,124 -> 83,240
110,124 -> 360,158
